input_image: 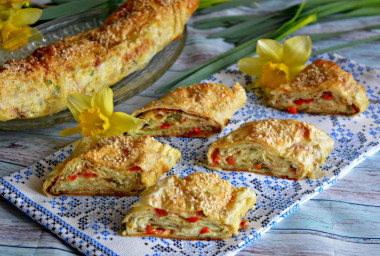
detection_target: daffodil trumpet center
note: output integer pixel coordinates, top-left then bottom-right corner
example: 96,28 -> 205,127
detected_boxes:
260,62 -> 290,89
78,107 -> 110,137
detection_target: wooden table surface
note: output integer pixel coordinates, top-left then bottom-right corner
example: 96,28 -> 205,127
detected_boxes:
1,1 -> 380,255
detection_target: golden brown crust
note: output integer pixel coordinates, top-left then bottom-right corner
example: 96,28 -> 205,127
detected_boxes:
42,135 -> 181,197
267,59 -> 369,116
0,0 -> 198,121
207,119 -> 334,180
131,82 -> 247,137
122,172 -> 256,239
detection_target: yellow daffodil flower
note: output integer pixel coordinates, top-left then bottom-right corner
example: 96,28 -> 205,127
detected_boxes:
0,1 -> 42,51
238,35 -> 312,89
61,87 -> 146,137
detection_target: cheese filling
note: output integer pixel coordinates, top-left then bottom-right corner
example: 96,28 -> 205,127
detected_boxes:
123,210 -> 232,239
134,109 -> 220,137
270,90 -> 359,115
211,146 -> 306,179
47,158 -> 145,196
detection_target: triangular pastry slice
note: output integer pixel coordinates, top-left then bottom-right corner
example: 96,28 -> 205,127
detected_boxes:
267,59 -> 369,116
42,135 -> 181,196
122,172 -> 256,239
129,82 -> 247,138
207,119 -> 334,180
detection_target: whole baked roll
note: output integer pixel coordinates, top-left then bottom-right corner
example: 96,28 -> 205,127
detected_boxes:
0,0 -> 198,121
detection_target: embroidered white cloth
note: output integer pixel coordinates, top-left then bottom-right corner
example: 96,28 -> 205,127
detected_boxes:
1,51 -> 379,256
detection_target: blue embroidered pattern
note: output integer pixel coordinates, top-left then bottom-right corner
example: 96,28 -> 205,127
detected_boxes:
1,53 -> 379,256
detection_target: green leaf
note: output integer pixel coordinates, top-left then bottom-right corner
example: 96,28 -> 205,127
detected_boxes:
274,14 -> 318,41
207,15 -> 281,39
193,14 -> 256,29
198,0 -> 230,9
309,24 -> 380,41
312,35 -> 380,56
50,0 -> 73,4
320,7 -> 380,22
40,0 -> 109,20
198,0 -> 259,14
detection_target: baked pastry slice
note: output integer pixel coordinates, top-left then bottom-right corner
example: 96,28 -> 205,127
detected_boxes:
42,135 -> 181,197
122,172 -> 256,239
207,119 -> 334,180
266,59 -> 369,116
129,83 -> 247,138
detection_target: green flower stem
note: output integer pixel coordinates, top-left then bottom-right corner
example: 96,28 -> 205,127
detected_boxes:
312,35 -> 380,56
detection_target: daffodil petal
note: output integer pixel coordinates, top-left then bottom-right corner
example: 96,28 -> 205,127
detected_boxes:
257,39 -> 282,62
30,27 -> 43,41
91,86 -> 113,117
12,8 -> 42,27
289,64 -> 306,79
282,35 -> 312,66
67,93 -> 92,121
106,112 -> 146,136
60,127 -> 82,137
260,62 -> 290,89
238,57 -> 267,76
0,9 -> 10,20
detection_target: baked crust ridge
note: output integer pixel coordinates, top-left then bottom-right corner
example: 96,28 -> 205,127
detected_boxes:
0,0 -> 198,121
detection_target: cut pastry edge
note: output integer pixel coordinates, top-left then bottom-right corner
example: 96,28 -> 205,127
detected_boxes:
121,172 -> 257,239
206,144 -> 314,180
129,108 -> 221,138
122,194 -> 256,240
42,158 -> 147,197
267,85 -> 368,116
42,135 -> 181,197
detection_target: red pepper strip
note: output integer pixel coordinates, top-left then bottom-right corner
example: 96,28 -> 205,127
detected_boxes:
192,127 -> 201,135
155,208 -> 168,216
211,149 -> 220,166
239,219 -> 249,230
130,166 -> 142,171
287,106 -> 298,114
145,225 -> 156,235
305,98 -> 314,104
256,164 -> 262,169
240,219 -> 248,227
293,99 -> 305,106
69,174 -> 77,181
322,92 -> 333,100
226,156 -> 235,165
160,122 -> 172,129
188,216 -> 200,223
84,172 -> 97,178
212,156 -> 220,166
200,227 -> 210,234
185,127 -> 202,137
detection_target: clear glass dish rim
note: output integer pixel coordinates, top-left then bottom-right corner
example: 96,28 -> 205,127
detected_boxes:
0,7 -> 187,130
